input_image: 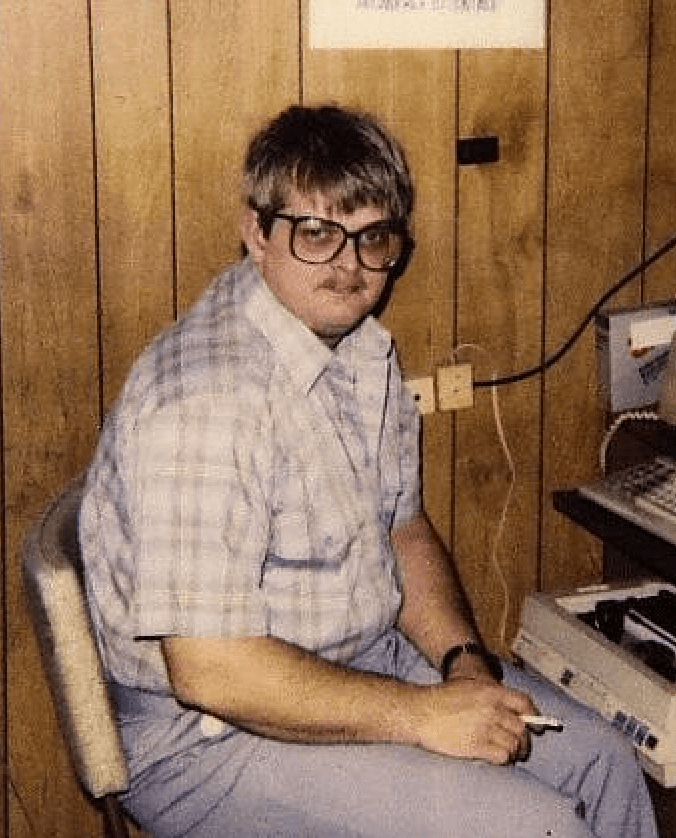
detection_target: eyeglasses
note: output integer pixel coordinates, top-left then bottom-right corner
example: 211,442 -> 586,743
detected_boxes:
267,211 -> 410,273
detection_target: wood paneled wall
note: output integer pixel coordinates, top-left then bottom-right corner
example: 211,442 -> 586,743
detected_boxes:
1,1 -> 675,834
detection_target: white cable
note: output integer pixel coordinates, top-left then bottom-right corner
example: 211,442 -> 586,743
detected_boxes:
451,345 -> 515,650
489,370 -> 516,649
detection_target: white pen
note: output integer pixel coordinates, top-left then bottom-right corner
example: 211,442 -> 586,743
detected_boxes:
521,715 -> 564,730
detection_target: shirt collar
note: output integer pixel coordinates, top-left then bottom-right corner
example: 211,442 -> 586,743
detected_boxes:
243,260 -> 393,395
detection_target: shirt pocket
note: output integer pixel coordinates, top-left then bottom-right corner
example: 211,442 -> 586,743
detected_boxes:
263,468 -> 361,591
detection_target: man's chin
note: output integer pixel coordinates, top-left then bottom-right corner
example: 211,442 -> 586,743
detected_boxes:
309,294 -> 378,345
314,317 -> 365,347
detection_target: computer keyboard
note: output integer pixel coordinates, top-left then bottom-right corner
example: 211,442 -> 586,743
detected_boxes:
578,456 -> 676,547
632,459 -> 676,521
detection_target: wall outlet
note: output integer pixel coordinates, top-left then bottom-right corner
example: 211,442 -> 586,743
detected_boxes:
437,364 -> 473,411
404,376 -> 435,415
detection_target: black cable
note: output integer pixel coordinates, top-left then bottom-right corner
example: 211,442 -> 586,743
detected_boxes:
473,231 -> 676,388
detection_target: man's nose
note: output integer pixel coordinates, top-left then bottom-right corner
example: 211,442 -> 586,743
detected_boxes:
333,235 -> 360,270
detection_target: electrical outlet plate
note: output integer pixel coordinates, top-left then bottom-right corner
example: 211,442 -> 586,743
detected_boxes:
437,364 -> 473,410
404,377 -> 435,415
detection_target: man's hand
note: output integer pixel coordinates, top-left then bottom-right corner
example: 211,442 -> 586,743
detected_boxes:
415,678 -> 536,766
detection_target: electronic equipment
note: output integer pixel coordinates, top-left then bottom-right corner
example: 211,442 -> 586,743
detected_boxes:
661,329 -> 676,426
595,301 -> 676,413
513,581 -> 676,786
578,331 -> 676,545
579,456 -> 676,546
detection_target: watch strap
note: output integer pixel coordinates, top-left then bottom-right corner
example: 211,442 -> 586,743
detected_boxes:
440,642 -> 503,681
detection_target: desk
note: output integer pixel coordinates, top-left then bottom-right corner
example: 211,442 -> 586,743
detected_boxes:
553,414 -> 676,582
553,489 -> 676,583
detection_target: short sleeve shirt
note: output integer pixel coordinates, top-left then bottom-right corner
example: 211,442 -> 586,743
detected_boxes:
79,258 -> 421,692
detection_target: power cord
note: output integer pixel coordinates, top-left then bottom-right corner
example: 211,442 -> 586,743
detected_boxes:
451,344 -> 514,650
473,231 -> 676,389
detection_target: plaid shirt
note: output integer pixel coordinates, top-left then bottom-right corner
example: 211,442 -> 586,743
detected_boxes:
80,258 -> 421,692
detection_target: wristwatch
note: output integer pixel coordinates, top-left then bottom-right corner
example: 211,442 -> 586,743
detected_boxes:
440,641 -> 503,682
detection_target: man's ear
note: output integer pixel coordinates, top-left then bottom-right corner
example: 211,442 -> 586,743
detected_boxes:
240,208 -> 267,267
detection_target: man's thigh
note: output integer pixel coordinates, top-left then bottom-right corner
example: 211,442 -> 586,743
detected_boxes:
117,638 -> 604,838
132,733 -> 593,838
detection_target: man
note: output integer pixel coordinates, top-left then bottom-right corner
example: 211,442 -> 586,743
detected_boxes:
80,104 -> 658,837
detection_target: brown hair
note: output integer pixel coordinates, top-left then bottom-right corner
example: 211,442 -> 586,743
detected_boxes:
243,105 -> 414,234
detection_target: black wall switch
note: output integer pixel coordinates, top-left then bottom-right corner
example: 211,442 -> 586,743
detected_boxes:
457,136 -> 500,165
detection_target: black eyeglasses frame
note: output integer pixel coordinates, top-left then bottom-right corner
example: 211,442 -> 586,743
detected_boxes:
259,209 -> 414,275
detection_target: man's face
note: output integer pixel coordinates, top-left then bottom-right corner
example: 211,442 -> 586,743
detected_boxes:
242,189 -> 393,347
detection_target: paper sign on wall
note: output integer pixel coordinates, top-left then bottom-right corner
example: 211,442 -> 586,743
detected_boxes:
310,0 -> 545,50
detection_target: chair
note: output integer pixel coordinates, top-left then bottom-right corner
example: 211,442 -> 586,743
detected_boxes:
22,476 -> 137,838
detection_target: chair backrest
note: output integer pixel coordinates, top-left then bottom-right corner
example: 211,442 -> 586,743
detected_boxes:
22,476 -> 130,799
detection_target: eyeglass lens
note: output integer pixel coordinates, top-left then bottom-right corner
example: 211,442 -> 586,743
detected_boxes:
291,217 -> 404,271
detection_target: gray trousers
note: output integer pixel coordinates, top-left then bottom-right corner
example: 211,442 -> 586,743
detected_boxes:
112,631 -> 658,838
